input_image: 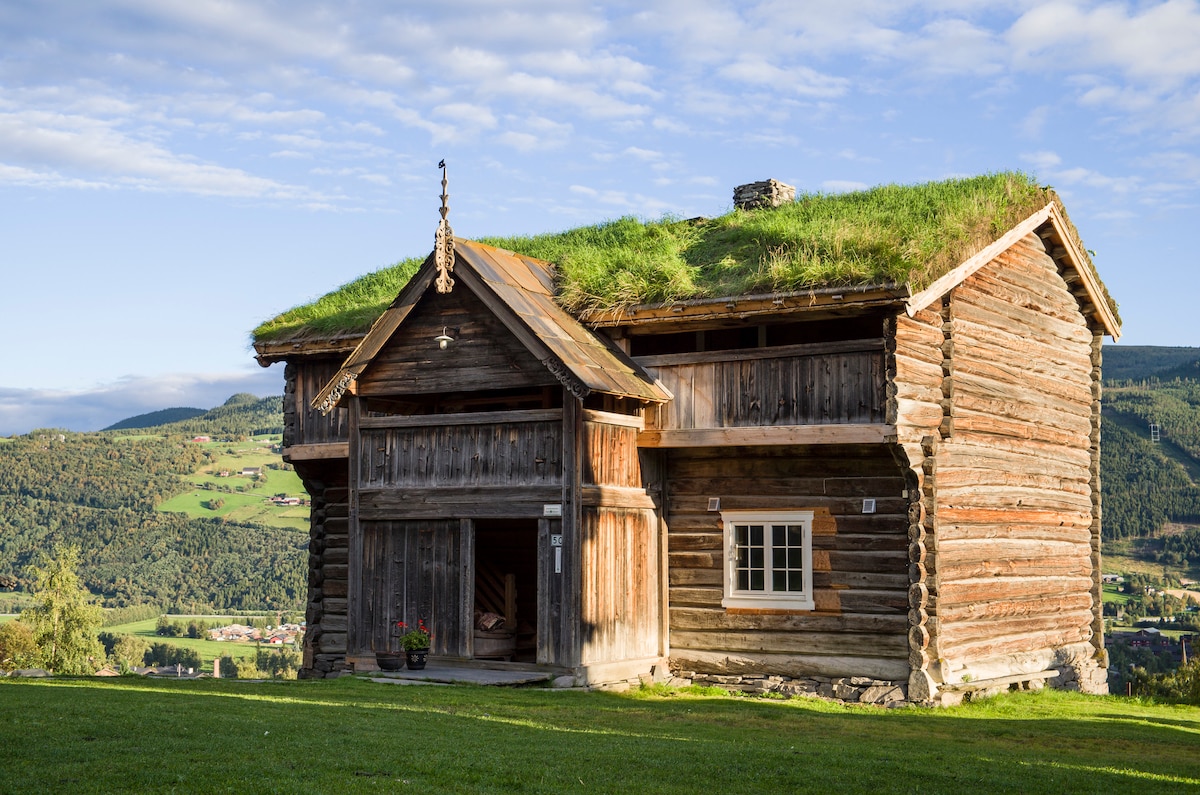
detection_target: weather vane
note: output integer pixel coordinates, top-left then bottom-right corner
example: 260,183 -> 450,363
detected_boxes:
434,159 -> 455,294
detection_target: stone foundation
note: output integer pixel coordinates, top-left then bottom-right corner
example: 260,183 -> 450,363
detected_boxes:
674,670 -> 909,706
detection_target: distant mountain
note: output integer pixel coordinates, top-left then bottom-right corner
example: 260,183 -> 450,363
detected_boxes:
1104,345 -> 1200,382
103,407 -> 207,431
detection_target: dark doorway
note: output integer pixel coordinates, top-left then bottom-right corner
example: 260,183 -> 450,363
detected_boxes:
473,519 -> 538,662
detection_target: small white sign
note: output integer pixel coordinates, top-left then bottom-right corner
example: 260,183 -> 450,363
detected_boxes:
554,547 -> 562,574
543,503 -> 563,517
550,534 -> 563,547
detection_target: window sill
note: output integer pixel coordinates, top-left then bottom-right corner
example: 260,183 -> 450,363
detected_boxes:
722,596 -> 815,612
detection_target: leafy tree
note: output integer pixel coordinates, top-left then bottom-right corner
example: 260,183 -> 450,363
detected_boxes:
109,634 -> 150,672
21,545 -> 104,674
0,620 -> 40,671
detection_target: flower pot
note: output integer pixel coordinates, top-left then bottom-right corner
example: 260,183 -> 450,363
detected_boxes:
375,652 -> 404,672
405,649 -> 429,670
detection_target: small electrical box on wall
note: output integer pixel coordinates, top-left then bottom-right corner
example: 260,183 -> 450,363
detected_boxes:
707,497 -> 721,512
862,498 -> 876,514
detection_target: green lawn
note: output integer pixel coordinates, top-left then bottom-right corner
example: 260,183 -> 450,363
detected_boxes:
0,679 -> 1196,793
156,437 -> 309,530
1103,583 -> 1132,605
104,617 -> 285,673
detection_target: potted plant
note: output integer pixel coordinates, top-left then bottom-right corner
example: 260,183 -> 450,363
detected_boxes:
397,619 -> 431,670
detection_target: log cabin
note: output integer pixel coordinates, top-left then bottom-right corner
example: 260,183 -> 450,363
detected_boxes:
253,172 -> 1120,704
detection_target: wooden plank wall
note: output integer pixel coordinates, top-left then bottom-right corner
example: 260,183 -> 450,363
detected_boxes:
288,359 -> 350,447
580,507 -> 661,665
932,233 -> 1096,678
665,444 -> 910,681
358,417 -> 564,489
355,285 -> 558,396
356,520 -> 469,658
639,341 -> 885,432
582,419 -> 641,488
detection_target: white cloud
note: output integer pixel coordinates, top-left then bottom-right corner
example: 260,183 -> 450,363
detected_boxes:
717,57 -> 848,98
821,179 -> 870,192
1008,0 -> 1200,87
0,109 -> 319,198
0,370 -> 283,437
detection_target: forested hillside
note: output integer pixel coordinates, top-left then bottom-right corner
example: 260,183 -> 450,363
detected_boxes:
102,406 -> 206,431
0,395 -> 304,612
1101,346 -> 1200,545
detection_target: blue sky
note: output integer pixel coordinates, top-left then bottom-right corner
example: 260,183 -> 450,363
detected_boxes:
2,1 -> 1198,435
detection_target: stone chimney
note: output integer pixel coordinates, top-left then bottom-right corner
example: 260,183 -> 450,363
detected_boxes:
733,179 -> 796,210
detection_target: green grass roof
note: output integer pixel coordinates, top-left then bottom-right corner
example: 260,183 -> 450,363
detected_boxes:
254,172 -> 1059,343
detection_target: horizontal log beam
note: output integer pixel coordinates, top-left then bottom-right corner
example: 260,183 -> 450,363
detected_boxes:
640,424 -> 897,448
284,442 -> 349,461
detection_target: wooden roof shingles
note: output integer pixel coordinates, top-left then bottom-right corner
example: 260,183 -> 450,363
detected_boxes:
310,241 -> 670,414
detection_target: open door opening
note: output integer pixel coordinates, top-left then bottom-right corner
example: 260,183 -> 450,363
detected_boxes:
473,519 -> 538,662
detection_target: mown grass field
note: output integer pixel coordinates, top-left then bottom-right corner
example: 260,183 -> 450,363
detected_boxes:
0,678 -> 1197,794
156,436 -> 309,531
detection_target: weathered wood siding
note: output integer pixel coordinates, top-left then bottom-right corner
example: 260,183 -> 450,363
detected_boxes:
285,359 -> 350,448
580,507 -> 660,665
355,519 -> 470,658
665,444 -> 909,680
931,233 -> 1097,679
357,412 -> 564,489
356,285 -> 558,396
638,340 -> 886,432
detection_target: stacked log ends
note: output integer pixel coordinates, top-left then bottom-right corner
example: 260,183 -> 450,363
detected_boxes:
733,180 -> 796,210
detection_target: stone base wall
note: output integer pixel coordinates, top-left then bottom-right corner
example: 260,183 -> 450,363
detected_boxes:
677,670 -> 909,706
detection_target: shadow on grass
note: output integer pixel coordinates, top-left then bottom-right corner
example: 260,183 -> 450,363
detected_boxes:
1,678 -> 1197,794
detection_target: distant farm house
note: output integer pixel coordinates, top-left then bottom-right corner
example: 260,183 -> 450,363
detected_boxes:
241,467 -> 262,477
253,173 -> 1119,705
191,436 -> 211,443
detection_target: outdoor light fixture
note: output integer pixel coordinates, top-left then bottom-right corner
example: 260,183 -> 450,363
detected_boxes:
435,327 -> 454,350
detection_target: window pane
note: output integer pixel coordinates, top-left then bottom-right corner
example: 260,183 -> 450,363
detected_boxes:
737,570 -> 749,591
786,570 -> 804,592
773,570 -> 787,591
750,548 -> 764,568
772,524 -> 786,546
750,570 -> 764,591
787,525 -> 804,546
749,525 -> 763,546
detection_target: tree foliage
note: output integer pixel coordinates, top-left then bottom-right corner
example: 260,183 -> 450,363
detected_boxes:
0,620 -> 40,671
20,545 -> 104,674
0,395 -> 304,612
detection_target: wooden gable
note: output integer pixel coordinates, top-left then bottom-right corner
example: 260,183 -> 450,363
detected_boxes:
311,240 -> 670,414
906,201 -> 1120,340
354,281 -> 558,397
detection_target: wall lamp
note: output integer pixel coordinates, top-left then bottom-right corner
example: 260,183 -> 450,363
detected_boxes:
435,327 -> 455,350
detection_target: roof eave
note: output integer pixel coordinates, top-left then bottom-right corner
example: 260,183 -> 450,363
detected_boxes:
582,283 -> 912,329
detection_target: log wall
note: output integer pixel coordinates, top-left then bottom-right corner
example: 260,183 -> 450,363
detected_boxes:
639,340 -> 885,432
664,444 -> 910,681
931,233 -> 1100,687
293,459 -> 350,678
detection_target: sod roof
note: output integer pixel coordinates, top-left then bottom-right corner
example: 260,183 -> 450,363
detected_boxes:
253,172 -> 1114,345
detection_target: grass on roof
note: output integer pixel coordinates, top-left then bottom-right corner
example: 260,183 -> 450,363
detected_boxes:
254,172 -> 1053,343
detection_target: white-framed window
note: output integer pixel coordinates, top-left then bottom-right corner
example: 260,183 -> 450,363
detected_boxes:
721,510 -> 814,611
